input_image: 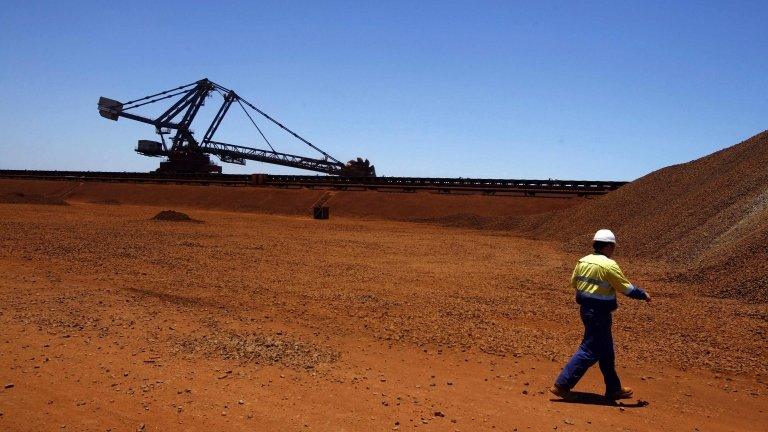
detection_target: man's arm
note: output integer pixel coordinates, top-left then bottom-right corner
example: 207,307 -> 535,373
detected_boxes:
570,266 -> 578,290
606,263 -> 650,302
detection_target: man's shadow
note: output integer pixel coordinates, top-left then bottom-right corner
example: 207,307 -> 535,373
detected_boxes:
551,391 -> 649,408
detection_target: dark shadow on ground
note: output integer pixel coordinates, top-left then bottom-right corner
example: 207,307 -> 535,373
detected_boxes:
550,391 -> 649,408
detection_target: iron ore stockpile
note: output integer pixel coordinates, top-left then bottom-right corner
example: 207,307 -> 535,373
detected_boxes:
524,130 -> 768,303
0,134 -> 767,432
422,131 -> 768,303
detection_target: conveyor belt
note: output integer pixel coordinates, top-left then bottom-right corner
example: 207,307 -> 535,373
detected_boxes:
0,170 -> 627,196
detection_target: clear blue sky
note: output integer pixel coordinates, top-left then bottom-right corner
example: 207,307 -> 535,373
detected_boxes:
1,1 -> 766,180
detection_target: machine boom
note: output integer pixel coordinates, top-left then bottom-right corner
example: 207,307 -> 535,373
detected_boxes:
98,79 -> 375,176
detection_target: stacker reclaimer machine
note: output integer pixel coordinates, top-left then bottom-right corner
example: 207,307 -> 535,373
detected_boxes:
98,78 -> 375,176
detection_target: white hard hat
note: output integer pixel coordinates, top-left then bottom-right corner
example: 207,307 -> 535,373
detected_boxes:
593,229 -> 616,243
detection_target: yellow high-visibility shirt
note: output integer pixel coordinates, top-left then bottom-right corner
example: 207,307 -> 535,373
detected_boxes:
571,253 -> 636,302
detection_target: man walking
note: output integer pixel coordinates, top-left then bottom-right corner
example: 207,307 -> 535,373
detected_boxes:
551,229 -> 651,400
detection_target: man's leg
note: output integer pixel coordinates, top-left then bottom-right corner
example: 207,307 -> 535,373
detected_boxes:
595,313 -> 622,394
554,307 -> 599,390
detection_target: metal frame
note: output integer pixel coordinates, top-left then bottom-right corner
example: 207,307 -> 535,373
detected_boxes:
98,78 -> 372,175
0,170 -> 628,196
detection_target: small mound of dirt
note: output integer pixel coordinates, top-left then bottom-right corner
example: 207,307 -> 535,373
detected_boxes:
0,192 -> 68,206
151,210 -> 199,222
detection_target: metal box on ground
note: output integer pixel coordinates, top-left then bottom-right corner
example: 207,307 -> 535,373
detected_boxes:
313,206 -> 329,220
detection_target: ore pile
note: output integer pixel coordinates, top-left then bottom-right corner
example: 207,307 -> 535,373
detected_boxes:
533,131 -> 768,302
151,210 -> 199,222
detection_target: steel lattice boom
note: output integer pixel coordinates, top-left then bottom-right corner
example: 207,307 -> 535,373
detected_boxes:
98,78 -> 375,176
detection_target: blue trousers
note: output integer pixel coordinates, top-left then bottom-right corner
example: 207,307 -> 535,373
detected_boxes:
555,306 -> 622,394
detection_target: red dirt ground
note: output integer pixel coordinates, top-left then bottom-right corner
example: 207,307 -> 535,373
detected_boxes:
1,132 -> 766,431
0,179 -> 581,221
0,201 -> 765,431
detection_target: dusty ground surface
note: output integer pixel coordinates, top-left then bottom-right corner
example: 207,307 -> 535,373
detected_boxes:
0,179 -> 581,220
1,202 -> 766,431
